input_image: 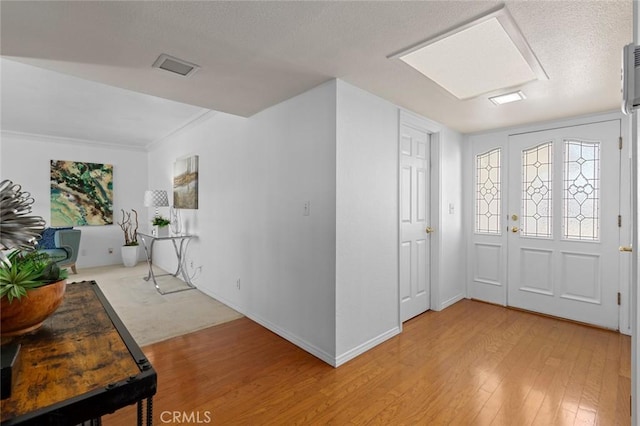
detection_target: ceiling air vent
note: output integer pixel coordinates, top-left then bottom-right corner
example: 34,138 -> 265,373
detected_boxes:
152,54 -> 199,77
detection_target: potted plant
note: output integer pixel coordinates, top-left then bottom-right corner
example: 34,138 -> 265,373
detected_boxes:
117,208 -> 139,267
0,251 -> 68,336
0,179 -> 68,336
151,215 -> 170,237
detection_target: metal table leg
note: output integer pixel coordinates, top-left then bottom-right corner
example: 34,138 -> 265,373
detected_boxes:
140,237 -> 163,294
139,234 -> 196,295
136,397 -> 153,426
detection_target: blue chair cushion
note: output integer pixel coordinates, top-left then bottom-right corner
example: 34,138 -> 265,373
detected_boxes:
39,228 -> 56,249
39,227 -> 73,249
39,248 -> 68,263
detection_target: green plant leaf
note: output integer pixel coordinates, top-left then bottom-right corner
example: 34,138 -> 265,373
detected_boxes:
0,249 -> 65,301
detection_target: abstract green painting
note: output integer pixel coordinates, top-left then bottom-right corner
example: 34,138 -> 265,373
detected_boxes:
50,160 -> 113,226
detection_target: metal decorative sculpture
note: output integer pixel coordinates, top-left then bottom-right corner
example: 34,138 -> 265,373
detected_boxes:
0,180 -> 46,251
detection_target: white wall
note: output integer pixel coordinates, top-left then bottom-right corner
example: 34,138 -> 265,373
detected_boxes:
334,82 -> 465,364
144,79 -> 467,366
434,126 -> 466,309
148,80 -> 465,366
1,78 -> 467,367
0,131 -> 148,267
334,81 -> 400,363
147,81 -> 338,363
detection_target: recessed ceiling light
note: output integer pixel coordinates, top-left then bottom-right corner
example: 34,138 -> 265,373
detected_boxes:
390,6 -> 547,100
152,54 -> 200,77
489,90 -> 527,105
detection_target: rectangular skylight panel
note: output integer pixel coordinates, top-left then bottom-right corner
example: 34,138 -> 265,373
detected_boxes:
398,11 -> 544,100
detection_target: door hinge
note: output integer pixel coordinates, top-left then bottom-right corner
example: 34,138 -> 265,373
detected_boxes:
619,136 -> 623,150
617,292 -> 621,305
618,215 -> 622,227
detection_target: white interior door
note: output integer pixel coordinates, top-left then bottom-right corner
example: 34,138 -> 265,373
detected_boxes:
507,121 -> 621,329
400,123 -> 431,322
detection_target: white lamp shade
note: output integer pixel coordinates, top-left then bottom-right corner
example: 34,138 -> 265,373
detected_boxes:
144,190 -> 169,207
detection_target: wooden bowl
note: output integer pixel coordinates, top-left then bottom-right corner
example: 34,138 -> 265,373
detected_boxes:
1,280 -> 67,336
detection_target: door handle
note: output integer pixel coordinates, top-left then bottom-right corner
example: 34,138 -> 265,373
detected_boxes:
619,245 -> 633,252
425,226 -> 434,234
511,226 -> 519,233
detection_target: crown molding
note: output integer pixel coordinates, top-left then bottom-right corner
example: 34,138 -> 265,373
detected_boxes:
1,129 -> 148,152
146,110 -> 218,151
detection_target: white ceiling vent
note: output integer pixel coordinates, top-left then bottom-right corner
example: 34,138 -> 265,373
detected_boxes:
152,54 -> 200,77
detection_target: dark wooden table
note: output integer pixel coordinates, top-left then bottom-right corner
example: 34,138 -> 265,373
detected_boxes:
1,281 -> 157,425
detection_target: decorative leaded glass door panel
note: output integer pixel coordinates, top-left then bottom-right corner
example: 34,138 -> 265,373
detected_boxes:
469,135 -> 508,305
506,121 -> 620,329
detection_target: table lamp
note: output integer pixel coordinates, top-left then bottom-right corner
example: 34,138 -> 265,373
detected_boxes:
143,190 -> 169,217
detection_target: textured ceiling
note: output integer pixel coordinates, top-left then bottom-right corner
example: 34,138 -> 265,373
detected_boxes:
0,1 -> 633,135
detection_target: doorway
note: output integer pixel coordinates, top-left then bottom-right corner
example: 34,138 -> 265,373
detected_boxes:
399,119 -> 432,322
470,120 -> 623,329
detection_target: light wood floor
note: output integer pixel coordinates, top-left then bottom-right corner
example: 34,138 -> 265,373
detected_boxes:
103,299 -> 631,425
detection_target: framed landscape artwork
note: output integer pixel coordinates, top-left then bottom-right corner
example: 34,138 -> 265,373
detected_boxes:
173,155 -> 199,209
50,160 -> 113,226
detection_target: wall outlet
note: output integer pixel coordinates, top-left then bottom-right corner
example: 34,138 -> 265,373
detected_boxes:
236,278 -> 241,290
303,201 -> 311,216
108,248 -> 113,254
190,260 -> 194,269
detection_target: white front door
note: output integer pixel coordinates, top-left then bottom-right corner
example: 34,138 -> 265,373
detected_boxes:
507,121 -> 621,329
400,123 -> 431,322
469,138 -> 508,305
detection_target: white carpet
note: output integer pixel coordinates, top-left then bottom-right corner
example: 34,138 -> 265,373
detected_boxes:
69,264 -> 243,347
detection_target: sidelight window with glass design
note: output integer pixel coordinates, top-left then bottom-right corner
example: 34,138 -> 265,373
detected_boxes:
563,139 -> 600,241
476,148 -> 501,234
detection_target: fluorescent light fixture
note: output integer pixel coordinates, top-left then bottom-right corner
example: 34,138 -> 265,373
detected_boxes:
390,6 -> 547,100
489,90 -> 526,105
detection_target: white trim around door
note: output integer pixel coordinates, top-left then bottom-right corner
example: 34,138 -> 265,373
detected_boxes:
467,112 -> 631,332
398,110 -> 443,324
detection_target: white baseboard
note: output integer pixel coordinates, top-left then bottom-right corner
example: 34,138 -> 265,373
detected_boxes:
197,286 -> 336,366
440,293 -> 465,310
244,312 -> 337,367
334,326 -> 400,367
198,287 -> 402,368
197,286 -> 246,318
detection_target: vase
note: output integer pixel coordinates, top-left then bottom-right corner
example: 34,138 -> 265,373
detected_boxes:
153,226 -> 169,237
121,245 -> 139,267
1,279 -> 67,336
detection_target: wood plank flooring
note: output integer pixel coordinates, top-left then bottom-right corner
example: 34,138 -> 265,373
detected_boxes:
103,299 -> 631,425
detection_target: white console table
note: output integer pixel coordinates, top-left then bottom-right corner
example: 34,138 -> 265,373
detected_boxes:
137,232 -> 196,295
